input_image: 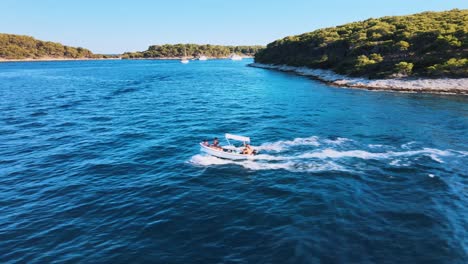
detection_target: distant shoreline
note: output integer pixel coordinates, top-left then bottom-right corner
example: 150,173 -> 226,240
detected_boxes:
122,56 -> 253,60
0,56 -> 254,63
249,63 -> 468,95
0,57 -> 121,63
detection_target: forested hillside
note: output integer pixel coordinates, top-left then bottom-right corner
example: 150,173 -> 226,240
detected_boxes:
255,9 -> 468,78
122,44 -> 264,59
0,33 -> 102,59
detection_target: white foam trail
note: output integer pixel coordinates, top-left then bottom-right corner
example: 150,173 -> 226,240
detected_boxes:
256,136 -> 320,152
323,137 -> 352,145
251,154 -> 289,161
428,154 -> 443,163
449,149 -> 468,156
190,136 -> 465,172
401,141 -> 418,149
238,160 -> 296,171
189,154 -> 347,172
297,147 -> 453,163
291,160 -> 347,172
298,149 -> 380,159
189,154 -> 233,166
389,159 -> 411,167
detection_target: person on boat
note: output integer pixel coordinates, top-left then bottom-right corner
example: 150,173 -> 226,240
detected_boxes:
202,140 -> 209,146
242,143 -> 254,155
212,137 -> 222,150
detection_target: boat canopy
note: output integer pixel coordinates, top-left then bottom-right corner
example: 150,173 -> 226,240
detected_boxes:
225,133 -> 250,143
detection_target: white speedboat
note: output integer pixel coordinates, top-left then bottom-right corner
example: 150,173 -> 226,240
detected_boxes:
200,133 -> 257,160
230,54 -> 242,61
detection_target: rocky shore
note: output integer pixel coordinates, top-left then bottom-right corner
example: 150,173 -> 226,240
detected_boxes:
249,63 -> 468,95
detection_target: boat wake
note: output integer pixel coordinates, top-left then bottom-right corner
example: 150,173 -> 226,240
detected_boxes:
189,136 -> 467,173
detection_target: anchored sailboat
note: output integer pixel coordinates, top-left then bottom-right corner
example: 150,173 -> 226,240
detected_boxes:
181,46 -> 189,64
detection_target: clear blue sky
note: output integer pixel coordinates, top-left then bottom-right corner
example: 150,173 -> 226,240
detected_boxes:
1,0 -> 467,54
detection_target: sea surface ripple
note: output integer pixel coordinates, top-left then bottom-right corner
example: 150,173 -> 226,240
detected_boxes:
0,59 -> 467,263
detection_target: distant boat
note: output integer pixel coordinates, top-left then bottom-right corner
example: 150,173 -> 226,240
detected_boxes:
181,46 -> 189,64
198,55 -> 208,61
230,54 -> 242,61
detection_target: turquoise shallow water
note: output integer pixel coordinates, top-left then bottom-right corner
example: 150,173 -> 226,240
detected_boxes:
0,59 -> 467,263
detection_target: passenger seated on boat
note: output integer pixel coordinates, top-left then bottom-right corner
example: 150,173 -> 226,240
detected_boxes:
212,137 -> 222,150
242,143 -> 254,155
202,140 -> 209,146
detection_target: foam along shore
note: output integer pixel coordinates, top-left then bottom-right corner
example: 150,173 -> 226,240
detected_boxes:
249,63 -> 468,95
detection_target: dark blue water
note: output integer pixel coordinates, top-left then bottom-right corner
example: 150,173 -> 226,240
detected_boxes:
0,59 -> 467,263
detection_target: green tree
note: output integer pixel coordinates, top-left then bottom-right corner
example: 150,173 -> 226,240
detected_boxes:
436,34 -> 462,47
394,61 -> 414,75
123,44 -> 264,59
395,40 -> 410,51
0,33 -> 100,59
255,9 -> 468,78
427,58 -> 468,76
369,53 -> 384,62
356,55 -> 374,67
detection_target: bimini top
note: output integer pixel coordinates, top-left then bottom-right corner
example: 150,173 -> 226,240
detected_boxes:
225,133 -> 250,143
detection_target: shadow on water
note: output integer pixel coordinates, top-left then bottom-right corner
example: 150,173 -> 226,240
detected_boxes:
111,87 -> 140,96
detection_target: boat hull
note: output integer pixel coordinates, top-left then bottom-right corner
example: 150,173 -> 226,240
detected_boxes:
199,143 -> 254,160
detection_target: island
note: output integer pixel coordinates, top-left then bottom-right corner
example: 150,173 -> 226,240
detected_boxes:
251,9 -> 468,94
0,33 -> 264,62
121,44 -> 264,59
0,33 -> 117,61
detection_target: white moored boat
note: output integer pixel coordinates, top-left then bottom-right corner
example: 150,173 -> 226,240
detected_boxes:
230,54 -> 242,61
200,133 -> 257,160
181,46 -> 189,64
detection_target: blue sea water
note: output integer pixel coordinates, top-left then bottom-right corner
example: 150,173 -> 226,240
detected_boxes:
0,59 -> 467,263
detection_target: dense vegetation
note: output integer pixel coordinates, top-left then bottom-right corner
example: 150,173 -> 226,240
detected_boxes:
0,33 -> 107,59
122,44 -> 264,59
255,9 -> 468,78
0,33 -> 262,60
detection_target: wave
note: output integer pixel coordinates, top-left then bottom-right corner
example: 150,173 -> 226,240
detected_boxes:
189,136 -> 466,172
296,148 -> 454,163
189,154 -> 346,172
256,136 -> 319,152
